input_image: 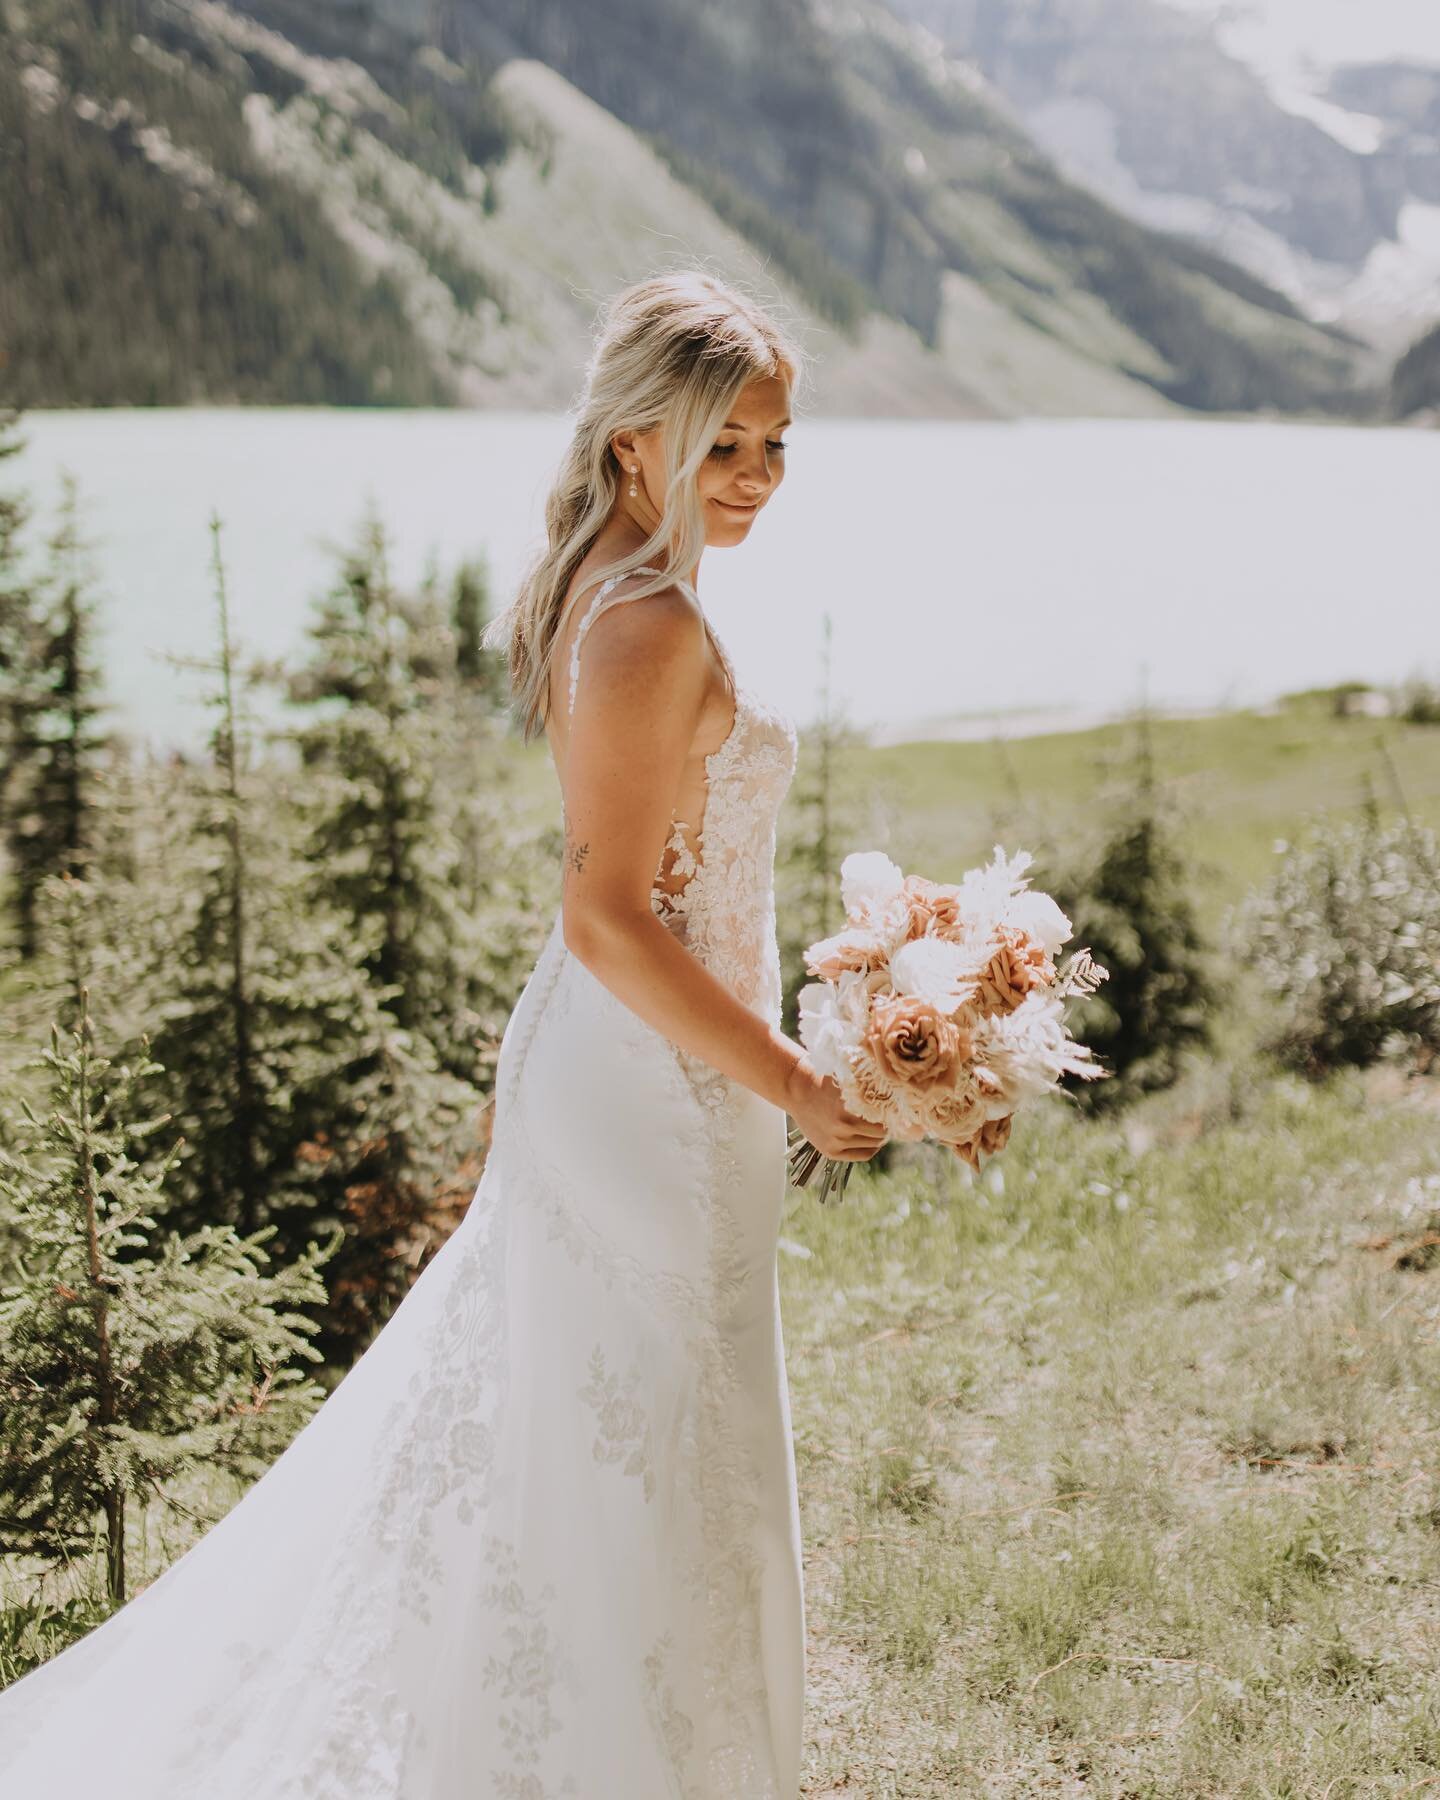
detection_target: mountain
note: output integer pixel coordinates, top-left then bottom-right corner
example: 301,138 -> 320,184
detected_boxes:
1319,60 -> 1440,343
1326,61 -> 1440,200
0,0 -> 1370,416
890,0 -> 1439,350
1393,317 -> 1440,420
384,0 -> 1366,413
0,0 -> 466,405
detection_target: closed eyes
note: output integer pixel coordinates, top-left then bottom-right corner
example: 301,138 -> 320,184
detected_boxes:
709,440 -> 788,459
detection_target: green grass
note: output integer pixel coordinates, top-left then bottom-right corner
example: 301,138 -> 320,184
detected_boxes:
862,697 -> 1440,937
782,1058 -> 1440,1794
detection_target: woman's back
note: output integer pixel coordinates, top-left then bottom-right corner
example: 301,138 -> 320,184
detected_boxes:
544,558 -> 796,994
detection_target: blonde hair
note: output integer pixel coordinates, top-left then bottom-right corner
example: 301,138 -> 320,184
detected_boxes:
485,269 -> 807,741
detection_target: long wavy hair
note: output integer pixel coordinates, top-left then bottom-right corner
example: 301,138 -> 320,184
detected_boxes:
484,269 -> 807,742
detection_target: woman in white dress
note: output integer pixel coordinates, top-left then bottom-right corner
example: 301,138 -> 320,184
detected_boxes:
0,269 -> 886,1797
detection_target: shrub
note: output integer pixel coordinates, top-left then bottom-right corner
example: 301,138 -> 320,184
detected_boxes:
1237,817 -> 1440,1073
1048,798 -> 1217,1110
1396,676 -> 1440,726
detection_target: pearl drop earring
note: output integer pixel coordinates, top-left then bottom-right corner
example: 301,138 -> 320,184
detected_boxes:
628,467 -> 639,498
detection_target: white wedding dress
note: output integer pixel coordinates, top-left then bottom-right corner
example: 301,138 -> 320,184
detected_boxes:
0,571 -> 805,1797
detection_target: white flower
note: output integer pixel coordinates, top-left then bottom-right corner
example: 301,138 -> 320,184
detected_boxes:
889,936 -> 984,1012
797,972 -> 868,1086
973,989 -> 1101,1106
956,844 -> 1035,924
840,850 -> 905,919
1005,890 -> 1072,956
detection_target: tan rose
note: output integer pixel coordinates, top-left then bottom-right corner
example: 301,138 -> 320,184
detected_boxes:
861,964 -> 893,999
980,1113 -> 1013,1155
862,993 -> 964,1094
849,1049 -> 902,1125
950,1112 -> 1013,1169
925,1085 -> 987,1141
975,926 -> 1054,1014
804,926 -> 891,982
904,874 -> 965,938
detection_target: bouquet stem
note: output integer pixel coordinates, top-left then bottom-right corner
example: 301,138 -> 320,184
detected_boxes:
786,1126 -> 856,1205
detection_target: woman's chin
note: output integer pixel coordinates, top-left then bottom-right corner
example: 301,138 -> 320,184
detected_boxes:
705,503 -> 760,544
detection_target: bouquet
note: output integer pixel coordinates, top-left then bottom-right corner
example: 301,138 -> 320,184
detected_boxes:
787,847 -> 1110,1203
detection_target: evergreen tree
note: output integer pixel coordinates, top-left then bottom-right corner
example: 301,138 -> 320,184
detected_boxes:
1238,809 -> 1440,1075
436,553 -> 557,1090
284,507 -> 512,1086
1048,702 -> 1216,1110
0,406 -> 33,831
449,552 -> 508,711
4,472 -> 109,960
132,517 -> 478,1362
0,883 -> 330,1607
1393,316 -> 1440,420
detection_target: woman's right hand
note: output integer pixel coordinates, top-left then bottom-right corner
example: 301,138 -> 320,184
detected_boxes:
783,1055 -> 889,1162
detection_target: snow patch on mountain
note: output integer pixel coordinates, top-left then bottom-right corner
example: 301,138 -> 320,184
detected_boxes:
1155,0 -> 1392,151
1019,73 -> 1437,344
1338,201 -> 1440,342
1264,83 -> 1386,154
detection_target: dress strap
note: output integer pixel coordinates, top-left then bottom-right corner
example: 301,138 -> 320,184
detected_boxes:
565,565 -> 733,716
566,576 -> 626,717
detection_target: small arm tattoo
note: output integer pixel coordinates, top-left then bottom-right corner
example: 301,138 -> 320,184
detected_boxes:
566,832 -> 590,875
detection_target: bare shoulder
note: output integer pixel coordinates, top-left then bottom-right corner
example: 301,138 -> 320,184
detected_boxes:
569,571 -> 708,699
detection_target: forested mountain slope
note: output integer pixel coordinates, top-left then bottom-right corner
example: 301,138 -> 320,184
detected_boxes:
0,0 -> 1371,416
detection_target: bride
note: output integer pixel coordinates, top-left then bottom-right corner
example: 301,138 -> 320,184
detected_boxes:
0,268 -> 887,1797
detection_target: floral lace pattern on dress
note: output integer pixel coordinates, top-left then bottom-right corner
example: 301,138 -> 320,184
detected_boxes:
578,1343 -> 656,1502
480,1535 -> 580,1799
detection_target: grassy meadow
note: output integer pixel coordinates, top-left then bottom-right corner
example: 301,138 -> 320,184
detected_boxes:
781,692 -> 1440,1793
861,696 -> 1440,931
785,1059 -> 1440,1796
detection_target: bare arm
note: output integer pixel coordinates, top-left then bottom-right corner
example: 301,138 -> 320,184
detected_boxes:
559,583 -> 884,1160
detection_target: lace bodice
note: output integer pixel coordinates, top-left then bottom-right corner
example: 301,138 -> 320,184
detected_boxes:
565,568 -> 798,1023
